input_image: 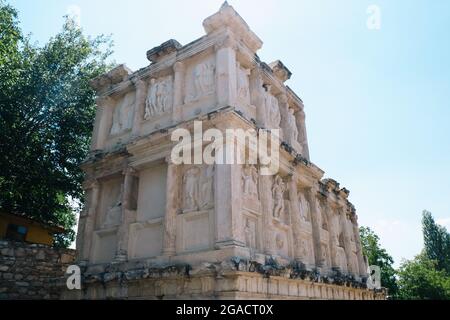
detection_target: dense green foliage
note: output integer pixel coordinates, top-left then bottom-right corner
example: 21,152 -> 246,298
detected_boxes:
359,226 -> 398,297
422,210 -> 450,274
0,1 -> 113,247
361,211 -> 450,300
397,252 -> 450,300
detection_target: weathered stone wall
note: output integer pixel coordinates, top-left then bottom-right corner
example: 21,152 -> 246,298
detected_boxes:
0,240 -> 75,300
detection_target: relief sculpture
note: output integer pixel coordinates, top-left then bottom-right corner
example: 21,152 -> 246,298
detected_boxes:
242,165 -> 258,198
264,87 -> 281,129
286,108 -> 299,144
182,165 -> 214,212
185,61 -> 215,103
272,175 -> 285,218
237,64 -> 250,104
110,92 -> 135,135
144,77 -> 173,119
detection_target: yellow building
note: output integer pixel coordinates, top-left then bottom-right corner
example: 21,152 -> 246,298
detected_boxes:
0,212 -> 64,246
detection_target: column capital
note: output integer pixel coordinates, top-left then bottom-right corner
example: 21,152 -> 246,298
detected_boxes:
133,78 -> 147,91
214,32 -> 237,51
173,61 -> 185,73
123,166 -> 138,177
95,95 -> 115,107
82,179 -> 99,191
276,93 -> 288,104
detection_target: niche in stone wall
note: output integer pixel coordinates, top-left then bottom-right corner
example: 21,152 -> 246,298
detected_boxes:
182,53 -> 216,118
177,165 -> 214,253
241,211 -> 259,251
137,164 -> 168,221
128,163 -> 167,259
109,91 -> 136,136
140,75 -> 175,136
92,228 -> 118,264
97,177 -> 123,230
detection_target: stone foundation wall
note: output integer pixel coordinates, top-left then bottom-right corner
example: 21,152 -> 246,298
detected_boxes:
61,257 -> 386,300
0,240 -> 75,300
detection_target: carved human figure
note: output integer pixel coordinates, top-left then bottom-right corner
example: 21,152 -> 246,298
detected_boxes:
183,167 -> 201,211
275,234 -> 284,250
237,64 -> 250,104
186,62 -> 215,103
298,192 -> 311,222
103,186 -> 123,228
272,175 -> 285,218
286,108 -> 299,144
242,165 -> 258,197
321,244 -> 329,266
145,77 -> 173,119
264,88 -> 281,129
199,165 -> 214,210
244,218 -> 256,249
301,238 -> 311,260
111,93 -> 135,135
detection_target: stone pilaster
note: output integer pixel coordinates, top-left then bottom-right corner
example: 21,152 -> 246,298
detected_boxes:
305,188 -> 321,268
352,214 -> 367,277
339,207 -> 354,275
288,177 -> 303,261
214,163 -> 243,248
294,108 -> 310,161
277,93 -> 289,142
172,61 -> 185,123
115,167 -> 138,262
80,180 -> 100,263
258,174 -> 276,255
132,79 -> 147,138
249,67 -> 267,127
91,96 -> 115,151
215,32 -> 238,108
325,202 -> 339,270
162,157 -> 180,256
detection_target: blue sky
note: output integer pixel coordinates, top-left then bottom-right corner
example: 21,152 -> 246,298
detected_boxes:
9,0 -> 450,267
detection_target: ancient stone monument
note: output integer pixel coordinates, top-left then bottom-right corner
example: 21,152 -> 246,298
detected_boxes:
66,3 -> 385,299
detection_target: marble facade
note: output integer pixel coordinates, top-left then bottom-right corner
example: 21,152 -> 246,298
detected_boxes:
67,3 -> 384,300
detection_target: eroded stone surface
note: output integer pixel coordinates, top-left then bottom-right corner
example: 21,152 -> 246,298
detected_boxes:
71,2 -> 382,300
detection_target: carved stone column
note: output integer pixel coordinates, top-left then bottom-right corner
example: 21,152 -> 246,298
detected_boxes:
277,93 -> 289,142
162,157 -> 180,256
257,173 -> 275,255
132,79 -> 147,138
172,61 -> 185,123
352,214 -> 367,277
215,163 -> 244,248
305,188 -> 322,267
249,67 -> 267,127
325,202 -> 339,269
91,96 -> 115,151
115,167 -> 138,262
215,32 -> 238,108
79,180 -> 100,263
339,207 -> 354,275
288,177 -> 303,260
294,108 -> 310,161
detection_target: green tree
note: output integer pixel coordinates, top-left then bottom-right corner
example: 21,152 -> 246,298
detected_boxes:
359,226 -> 399,298
422,210 -> 450,274
397,252 -> 450,300
0,1 -> 113,247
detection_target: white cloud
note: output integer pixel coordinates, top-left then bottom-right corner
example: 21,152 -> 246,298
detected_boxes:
66,4 -> 82,27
